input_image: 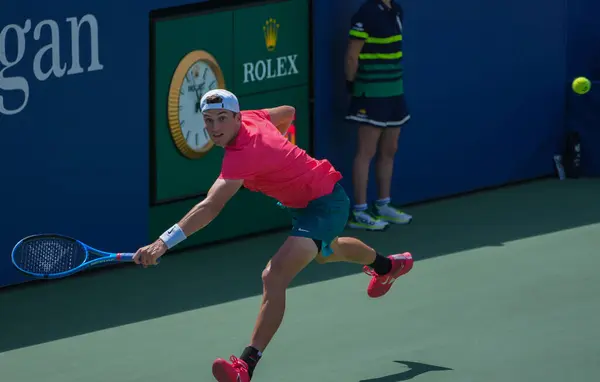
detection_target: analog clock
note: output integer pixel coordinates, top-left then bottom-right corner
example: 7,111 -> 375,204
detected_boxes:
167,50 -> 226,159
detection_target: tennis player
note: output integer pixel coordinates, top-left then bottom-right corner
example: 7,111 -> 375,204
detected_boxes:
133,89 -> 413,382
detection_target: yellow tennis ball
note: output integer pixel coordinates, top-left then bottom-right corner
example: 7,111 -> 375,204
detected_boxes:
572,77 -> 591,94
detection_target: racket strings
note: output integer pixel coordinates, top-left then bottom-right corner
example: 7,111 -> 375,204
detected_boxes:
14,238 -> 87,274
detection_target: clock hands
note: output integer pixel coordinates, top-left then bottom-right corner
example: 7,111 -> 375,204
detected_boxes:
188,67 -> 209,108
186,71 -> 205,112
194,81 -> 206,113
182,67 -> 212,148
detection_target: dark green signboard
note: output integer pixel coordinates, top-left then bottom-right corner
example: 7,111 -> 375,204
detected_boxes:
233,1 -> 309,96
150,0 -> 310,247
153,11 -> 234,200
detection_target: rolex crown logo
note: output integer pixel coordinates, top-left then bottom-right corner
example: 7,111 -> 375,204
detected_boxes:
263,18 -> 279,52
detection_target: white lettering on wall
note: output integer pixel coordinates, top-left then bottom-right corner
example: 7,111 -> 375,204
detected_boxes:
243,55 -> 299,84
0,14 -> 104,116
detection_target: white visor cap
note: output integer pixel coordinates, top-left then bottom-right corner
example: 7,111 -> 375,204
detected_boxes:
200,89 -> 241,113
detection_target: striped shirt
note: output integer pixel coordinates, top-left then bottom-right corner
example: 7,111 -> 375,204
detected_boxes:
349,0 -> 404,98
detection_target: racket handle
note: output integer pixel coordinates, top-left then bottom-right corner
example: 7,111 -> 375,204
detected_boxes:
117,253 -> 136,261
117,253 -> 161,264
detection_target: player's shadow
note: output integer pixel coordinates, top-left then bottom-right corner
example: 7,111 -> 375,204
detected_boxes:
360,361 -> 453,382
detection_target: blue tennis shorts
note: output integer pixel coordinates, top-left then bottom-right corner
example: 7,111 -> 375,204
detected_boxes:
346,95 -> 411,128
288,183 -> 350,257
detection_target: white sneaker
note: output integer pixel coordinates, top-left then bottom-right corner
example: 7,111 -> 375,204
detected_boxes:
347,210 -> 389,231
374,203 -> 413,224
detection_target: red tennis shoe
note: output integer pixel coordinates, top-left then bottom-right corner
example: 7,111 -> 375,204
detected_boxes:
364,253 -> 413,298
212,356 -> 250,382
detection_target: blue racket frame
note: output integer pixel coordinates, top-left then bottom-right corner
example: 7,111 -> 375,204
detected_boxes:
11,234 -> 140,279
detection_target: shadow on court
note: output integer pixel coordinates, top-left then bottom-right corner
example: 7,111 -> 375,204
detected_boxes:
1,178 -> 599,353
360,361 -> 453,382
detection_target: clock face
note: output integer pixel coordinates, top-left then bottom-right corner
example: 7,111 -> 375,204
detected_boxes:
178,60 -> 219,152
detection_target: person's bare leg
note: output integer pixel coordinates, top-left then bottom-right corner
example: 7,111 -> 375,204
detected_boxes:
315,236 -> 395,276
315,236 -> 377,265
349,125 -> 389,230
250,236 -> 316,350
315,236 -> 412,299
352,125 -> 383,205
373,126 -> 412,224
375,127 -> 401,200
238,236 -> 317,378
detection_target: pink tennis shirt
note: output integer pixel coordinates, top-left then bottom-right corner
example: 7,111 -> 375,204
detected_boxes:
218,109 -> 343,208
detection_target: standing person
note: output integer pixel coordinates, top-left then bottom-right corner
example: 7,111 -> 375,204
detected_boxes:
345,0 -> 413,231
132,89 -> 414,382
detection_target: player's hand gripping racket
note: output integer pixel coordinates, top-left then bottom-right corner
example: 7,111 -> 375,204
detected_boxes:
11,234 -> 158,279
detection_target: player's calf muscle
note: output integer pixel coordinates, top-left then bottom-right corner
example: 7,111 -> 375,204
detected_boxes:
250,237 -> 316,351
318,237 -> 377,265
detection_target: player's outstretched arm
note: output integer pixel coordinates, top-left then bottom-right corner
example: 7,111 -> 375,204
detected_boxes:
133,178 -> 242,266
265,105 -> 295,135
171,178 -> 243,237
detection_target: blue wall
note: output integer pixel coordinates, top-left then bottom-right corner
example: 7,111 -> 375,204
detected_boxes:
0,0 -> 203,288
1,0 -> 598,288
313,0 -> 569,204
565,0 -> 600,176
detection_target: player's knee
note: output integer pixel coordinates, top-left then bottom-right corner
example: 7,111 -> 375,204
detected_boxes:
314,253 -> 328,264
314,239 -> 339,264
261,266 -> 288,292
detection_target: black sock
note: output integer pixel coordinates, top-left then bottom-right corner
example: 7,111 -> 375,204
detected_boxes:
240,346 -> 262,378
369,252 -> 392,275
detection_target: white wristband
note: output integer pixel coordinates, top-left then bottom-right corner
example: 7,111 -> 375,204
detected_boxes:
159,224 -> 187,249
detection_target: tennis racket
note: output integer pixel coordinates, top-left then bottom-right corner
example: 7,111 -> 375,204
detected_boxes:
11,234 -> 156,279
